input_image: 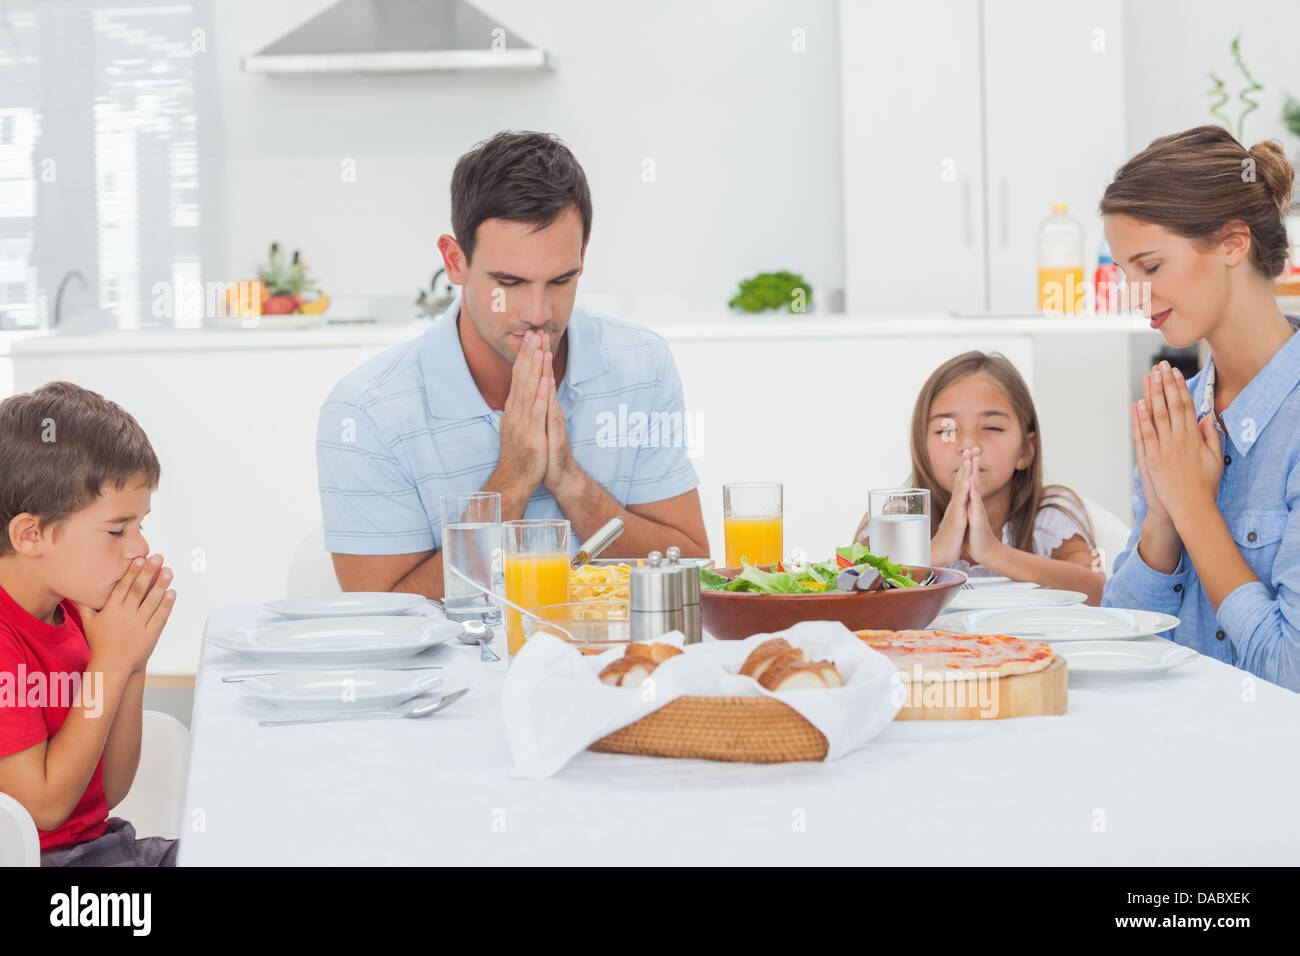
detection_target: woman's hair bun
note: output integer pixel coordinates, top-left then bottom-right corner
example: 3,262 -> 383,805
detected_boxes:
1101,126 -> 1294,278
1248,139 -> 1295,216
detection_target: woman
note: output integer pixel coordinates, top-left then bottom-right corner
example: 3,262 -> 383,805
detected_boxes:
1100,125 -> 1300,691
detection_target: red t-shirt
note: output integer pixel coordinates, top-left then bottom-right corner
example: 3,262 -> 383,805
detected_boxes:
0,584 -> 109,852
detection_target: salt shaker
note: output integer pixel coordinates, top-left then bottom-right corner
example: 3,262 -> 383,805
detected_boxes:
629,550 -> 683,643
666,546 -> 702,645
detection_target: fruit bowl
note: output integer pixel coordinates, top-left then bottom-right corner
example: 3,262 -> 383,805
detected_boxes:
699,565 -> 964,640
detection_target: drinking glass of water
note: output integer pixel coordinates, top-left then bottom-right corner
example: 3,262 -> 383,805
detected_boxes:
867,488 -> 931,568
439,491 -> 503,625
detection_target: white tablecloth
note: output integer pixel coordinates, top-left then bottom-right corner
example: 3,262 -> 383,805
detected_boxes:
179,605 -> 1300,865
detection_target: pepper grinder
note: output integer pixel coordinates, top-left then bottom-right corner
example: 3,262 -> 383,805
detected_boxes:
629,550 -> 683,643
666,547 -> 702,644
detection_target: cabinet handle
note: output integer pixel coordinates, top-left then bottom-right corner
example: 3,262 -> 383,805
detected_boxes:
1000,178 -> 1009,247
962,177 -> 972,247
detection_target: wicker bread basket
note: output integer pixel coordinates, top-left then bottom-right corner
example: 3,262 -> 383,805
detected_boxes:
588,695 -> 829,763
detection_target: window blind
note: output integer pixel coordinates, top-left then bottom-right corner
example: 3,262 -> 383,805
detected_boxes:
0,0 -> 221,330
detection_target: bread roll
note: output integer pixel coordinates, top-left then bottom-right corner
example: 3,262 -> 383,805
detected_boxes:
740,638 -> 800,681
598,657 -> 656,687
762,659 -> 843,691
651,643 -> 683,663
599,643 -> 681,686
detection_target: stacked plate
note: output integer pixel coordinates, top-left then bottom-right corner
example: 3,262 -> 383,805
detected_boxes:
931,605 -> 1179,642
930,605 -> 1195,680
240,669 -> 444,712
262,592 -> 435,619
209,593 -> 466,714
943,587 -> 1087,613
209,615 -> 463,668
1049,641 -> 1197,679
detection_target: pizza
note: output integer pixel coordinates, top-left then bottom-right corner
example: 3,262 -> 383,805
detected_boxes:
855,629 -> 1055,680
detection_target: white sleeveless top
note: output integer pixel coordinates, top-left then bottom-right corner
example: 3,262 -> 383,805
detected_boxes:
946,494 -> 1091,578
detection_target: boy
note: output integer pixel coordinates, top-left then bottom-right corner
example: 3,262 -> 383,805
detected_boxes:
0,381 -> 178,865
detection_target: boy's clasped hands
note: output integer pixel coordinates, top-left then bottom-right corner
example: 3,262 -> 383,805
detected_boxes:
931,447 -> 1005,568
74,555 -> 175,677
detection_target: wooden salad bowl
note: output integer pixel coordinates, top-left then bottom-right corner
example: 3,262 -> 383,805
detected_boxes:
699,565 -> 965,641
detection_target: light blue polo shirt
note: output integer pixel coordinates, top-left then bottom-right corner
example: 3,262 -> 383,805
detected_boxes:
316,295 -> 700,556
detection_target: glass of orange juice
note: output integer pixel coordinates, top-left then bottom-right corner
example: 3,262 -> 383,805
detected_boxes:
723,482 -> 783,568
502,518 -> 571,656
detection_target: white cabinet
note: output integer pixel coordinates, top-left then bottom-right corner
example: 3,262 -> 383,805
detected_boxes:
841,0 -> 986,312
983,0 -> 1127,312
841,0 -> 1127,313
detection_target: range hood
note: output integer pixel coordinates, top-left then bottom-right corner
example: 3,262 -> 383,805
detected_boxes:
242,0 -> 549,75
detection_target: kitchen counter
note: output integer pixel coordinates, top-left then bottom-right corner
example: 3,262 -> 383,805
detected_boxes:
0,311 -> 1162,674
0,312 -> 1155,354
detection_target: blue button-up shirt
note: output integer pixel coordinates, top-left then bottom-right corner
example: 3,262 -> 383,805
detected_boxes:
1103,315 -> 1300,691
316,295 -> 700,556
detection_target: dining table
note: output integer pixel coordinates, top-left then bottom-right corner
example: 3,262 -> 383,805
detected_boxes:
178,604 -> 1300,866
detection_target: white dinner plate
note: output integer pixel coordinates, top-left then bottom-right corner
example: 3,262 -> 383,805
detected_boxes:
961,576 -> 1039,588
930,606 -> 1180,642
207,616 -> 463,667
263,592 -> 432,619
239,669 -> 444,711
945,588 -> 1088,612
1056,640 -> 1198,679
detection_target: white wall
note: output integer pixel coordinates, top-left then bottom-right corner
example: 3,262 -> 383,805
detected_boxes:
214,0 -> 845,310
1123,0 -> 1300,159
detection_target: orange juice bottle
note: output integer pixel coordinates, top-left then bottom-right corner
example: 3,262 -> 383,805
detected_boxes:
723,516 -> 783,567
504,552 -> 570,655
1037,204 -> 1085,314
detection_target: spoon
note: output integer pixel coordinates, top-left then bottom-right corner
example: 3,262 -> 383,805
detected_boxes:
258,688 -> 471,727
458,619 -> 500,662
443,562 -> 579,645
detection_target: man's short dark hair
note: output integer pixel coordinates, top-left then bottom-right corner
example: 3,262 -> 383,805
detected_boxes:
450,130 -> 593,264
0,382 -> 160,555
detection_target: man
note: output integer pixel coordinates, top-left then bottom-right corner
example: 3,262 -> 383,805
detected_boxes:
316,131 -> 709,598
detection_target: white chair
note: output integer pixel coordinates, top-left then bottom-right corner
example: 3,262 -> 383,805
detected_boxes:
111,710 -> 192,840
0,709 -> 190,864
0,791 -> 40,867
286,524 -> 341,597
1076,495 -> 1133,578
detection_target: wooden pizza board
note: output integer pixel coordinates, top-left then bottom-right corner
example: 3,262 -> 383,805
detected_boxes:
893,656 -> 1067,720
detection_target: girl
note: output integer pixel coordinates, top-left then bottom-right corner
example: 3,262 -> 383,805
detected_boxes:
853,351 -> 1105,604
1100,125 -> 1300,691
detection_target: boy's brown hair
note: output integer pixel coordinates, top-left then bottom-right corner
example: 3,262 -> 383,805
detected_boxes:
0,382 -> 160,555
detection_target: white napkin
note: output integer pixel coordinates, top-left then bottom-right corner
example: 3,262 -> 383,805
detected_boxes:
501,621 -> 902,778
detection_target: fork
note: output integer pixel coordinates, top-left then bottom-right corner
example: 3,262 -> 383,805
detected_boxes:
257,688 -> 470,727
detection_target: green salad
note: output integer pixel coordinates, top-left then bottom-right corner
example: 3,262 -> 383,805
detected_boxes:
699,544 -> 917,594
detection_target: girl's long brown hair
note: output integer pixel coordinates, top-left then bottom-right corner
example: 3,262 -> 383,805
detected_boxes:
854,352 -> 1094,555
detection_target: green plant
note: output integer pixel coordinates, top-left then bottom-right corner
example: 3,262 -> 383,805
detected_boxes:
256,242 -> 317,297
1283,96 -> 1300,139
728,270 -> 812,314
1207,34 -> 1262,141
